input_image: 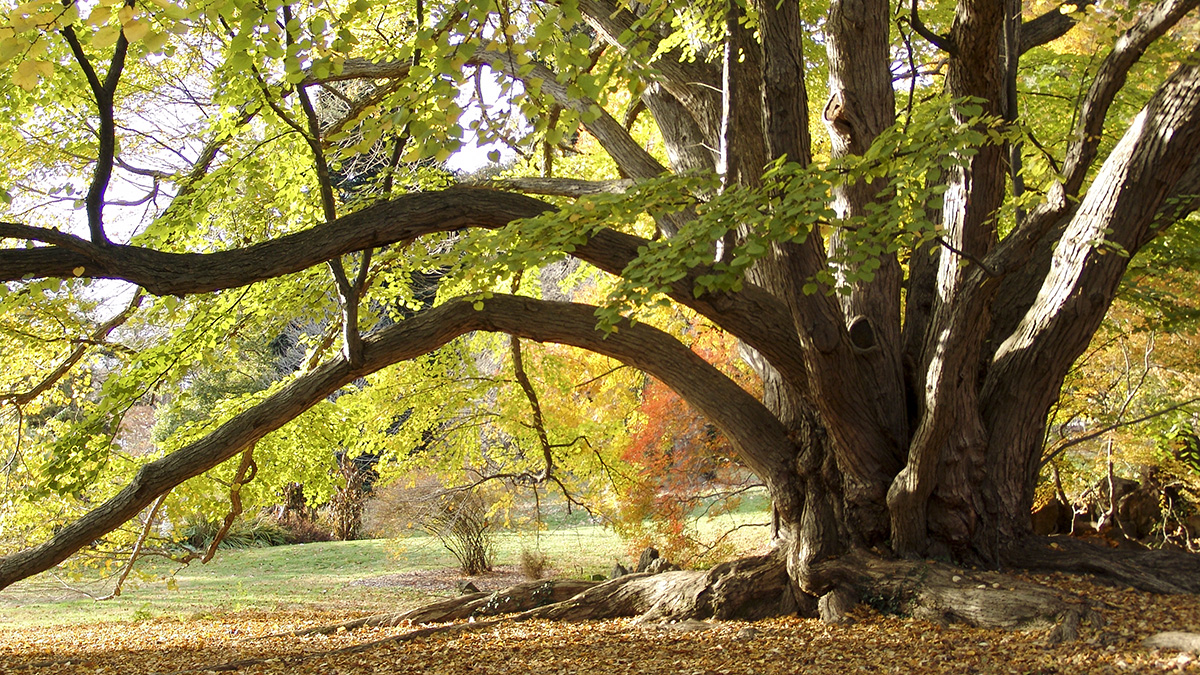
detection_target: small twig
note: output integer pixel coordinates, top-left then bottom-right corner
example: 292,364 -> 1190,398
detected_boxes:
898,19 -> 919,133
96,491 -> 170,600
934,236 -> 998,276
1040,396 -> 1200,468
2,290 -> 144,408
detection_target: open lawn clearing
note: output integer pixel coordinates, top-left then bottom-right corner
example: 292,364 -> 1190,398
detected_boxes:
2,573 -> 1200,674
0,502 -> 769,629
0,524 -> 630,628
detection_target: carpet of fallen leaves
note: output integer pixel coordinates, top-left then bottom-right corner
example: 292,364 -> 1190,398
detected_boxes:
4,572 -> 1200,674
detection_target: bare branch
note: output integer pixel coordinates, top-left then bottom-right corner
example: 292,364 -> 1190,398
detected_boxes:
201,446 -> 258,563
95,491 -> 170,601
1040,396 -> 1200,468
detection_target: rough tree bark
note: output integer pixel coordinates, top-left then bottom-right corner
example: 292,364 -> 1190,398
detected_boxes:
2,0 -> 1200,636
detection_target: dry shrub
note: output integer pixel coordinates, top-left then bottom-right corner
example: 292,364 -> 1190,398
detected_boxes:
363,475 -> 495,575
279,517 -> 333,544
330,456 -> 370,541
519,547 -> 549,579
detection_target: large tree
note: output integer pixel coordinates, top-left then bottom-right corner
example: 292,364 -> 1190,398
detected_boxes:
2,0 -> 1200,627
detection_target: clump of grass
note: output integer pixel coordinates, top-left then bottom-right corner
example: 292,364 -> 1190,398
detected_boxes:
519,547 -> 549,580
178,515 -> 291,550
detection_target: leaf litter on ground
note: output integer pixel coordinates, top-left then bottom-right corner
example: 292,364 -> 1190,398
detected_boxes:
3,572 -> 1200,674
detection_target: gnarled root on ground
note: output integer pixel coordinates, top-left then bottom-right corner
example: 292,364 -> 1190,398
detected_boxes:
286,540 -> 1200,644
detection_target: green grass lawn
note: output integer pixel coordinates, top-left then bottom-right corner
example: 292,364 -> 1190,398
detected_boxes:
0,524 -> 628,628
1,498 -> 771,629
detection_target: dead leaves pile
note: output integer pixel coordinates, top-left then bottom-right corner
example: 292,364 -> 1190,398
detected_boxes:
3,573 -> 1199,674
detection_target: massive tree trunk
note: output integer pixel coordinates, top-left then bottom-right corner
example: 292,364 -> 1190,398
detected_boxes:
2,0 -> 1200,633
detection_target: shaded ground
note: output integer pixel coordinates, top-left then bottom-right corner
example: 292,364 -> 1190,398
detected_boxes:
4,572 -> 1199,674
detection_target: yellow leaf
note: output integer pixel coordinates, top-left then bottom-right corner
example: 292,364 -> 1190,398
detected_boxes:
32,59 -> 51,79
14,0 -> 50,16
0,37 -> 25,63
123,18 -> 150,41
12,59 -> 39,91
143,30 -> 168,52
72,266 -> 85,277
86,6 -> 112,26
93,24 -> 120,48
117,5 -> 135,24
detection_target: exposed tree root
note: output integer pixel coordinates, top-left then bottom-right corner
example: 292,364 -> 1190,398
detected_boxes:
272,579 -> 599,636
809,550 -> 1102,643
269,542 -> 1199,652
1003,536 -> 1200,594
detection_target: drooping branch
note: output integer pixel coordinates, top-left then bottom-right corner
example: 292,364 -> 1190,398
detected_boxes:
0,295 -> 797,590
509,334 -> 554,481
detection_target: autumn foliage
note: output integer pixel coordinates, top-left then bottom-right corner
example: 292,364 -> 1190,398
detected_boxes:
610,324 -> 764,563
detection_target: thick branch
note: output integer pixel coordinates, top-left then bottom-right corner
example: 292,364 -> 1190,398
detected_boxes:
0,296 -> 796,589
480,177 -> 634,197
574,0 -> 723,142
908,0 -> 955,54
1019,0 -> 1097,54
0,189 -> 553,294
980,48 -> 1200,538
1058,0 -> 1199,199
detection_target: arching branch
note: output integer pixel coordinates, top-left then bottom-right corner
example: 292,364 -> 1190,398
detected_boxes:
0,189 -> 554,294
0,295 -> 796,590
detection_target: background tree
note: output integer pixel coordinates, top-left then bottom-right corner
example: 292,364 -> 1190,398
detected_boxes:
1,0 -> 1200,629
